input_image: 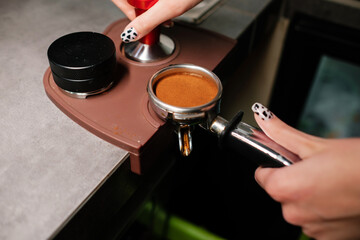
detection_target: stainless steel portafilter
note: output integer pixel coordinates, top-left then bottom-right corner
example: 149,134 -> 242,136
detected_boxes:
147,64 -> 300,167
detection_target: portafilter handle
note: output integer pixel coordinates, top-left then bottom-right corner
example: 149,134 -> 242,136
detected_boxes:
209,111 -> 301,167
128,0 -> 160,45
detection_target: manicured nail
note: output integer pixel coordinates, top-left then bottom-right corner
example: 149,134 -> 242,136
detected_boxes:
252,102 -> 273,121
121,27 -> 138,43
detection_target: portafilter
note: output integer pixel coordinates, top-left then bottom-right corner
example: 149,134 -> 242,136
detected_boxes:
147,64 -> 300,167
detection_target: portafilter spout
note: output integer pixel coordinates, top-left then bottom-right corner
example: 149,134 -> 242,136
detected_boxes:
122,0 -> 176,63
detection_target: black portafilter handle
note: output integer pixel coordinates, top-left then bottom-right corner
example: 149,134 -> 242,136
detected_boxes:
209,111 -> 301,167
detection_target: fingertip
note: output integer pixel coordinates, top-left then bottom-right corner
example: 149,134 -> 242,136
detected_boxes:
254,167 -> 264,188
120,25 -> 139,43
254,167 -> 276,189
251,103 -> 278,133
250,102 -> 321,158
256,166 -> 303,202
120,11 -> 160,43
251,102 -> 274,121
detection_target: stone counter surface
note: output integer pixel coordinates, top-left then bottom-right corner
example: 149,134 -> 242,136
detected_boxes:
0,1 -> 129,240
0,0 -> 272,239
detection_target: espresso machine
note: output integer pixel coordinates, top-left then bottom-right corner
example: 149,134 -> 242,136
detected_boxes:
44,0 -> 299,175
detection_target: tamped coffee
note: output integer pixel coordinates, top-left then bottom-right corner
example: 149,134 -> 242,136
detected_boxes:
155,73 -> 218,108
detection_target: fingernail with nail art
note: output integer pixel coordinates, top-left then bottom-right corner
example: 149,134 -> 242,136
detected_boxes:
121,27 -> 138,43
251,103 -> 273,121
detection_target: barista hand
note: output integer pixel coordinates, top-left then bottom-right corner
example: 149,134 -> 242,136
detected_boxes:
111,0 -> 203,42
252,102 -> 360,240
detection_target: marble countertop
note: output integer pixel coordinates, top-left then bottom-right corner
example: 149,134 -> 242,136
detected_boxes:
0,0 -> 272,239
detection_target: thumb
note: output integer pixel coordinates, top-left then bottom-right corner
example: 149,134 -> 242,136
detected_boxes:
251,102 -> 324,159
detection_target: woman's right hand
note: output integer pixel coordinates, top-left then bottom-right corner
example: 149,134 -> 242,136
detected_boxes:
252,103 -> 360,240
111,0 -> 203,42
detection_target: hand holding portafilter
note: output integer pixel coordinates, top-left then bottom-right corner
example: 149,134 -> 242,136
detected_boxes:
147,64 -> 301,167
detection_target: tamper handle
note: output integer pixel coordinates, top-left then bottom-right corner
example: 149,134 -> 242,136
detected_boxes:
210,111 -> 301,167
127,0 -> 160,45
128,0 -> 158,9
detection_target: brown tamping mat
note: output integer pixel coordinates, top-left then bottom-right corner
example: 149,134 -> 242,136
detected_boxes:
43,18 -> 236,174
